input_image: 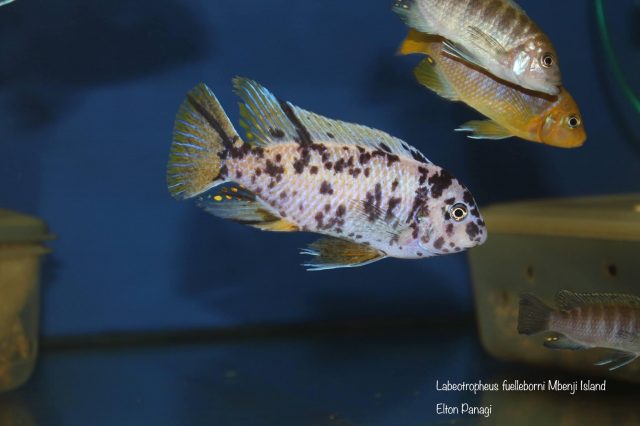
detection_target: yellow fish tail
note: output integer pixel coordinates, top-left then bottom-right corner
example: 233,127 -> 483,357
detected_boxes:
167,83 -> 241,200
398,29 -> 437,56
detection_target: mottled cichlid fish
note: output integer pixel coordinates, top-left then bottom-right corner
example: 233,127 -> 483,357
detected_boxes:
167,78 -> 487,270
519,291 -> 640,370
393,0 -> 562,95
400,31 -> 586,147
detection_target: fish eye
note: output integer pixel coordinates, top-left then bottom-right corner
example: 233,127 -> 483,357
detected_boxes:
540,53 -> 554,68
448,203 -> 468,222
566,115 -> 581,129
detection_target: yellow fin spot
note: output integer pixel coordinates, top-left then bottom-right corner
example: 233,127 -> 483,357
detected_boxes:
254,219 -> 299,232
225,195 -> 232,200
231,187 -> 238,193
213,195 -> 223,202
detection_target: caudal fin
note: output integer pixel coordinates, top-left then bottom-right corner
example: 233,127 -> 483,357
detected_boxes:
167,83 -> 241,200
398,29 -> 437,56
517,293 -> 553,336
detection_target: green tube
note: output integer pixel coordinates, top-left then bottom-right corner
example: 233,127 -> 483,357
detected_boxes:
595,0 -> 640,114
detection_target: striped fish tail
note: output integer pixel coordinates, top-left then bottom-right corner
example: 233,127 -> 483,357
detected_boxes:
167,83 -> 241,200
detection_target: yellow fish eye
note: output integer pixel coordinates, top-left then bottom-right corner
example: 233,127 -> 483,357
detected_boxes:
449,203 -> 468,222
566,114 -> 581,129
540,53 -> 554,68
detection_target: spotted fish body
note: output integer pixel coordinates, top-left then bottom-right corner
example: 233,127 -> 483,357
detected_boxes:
519,291 -> 640,371
400,31 -> 586,147
394,0 -> 562,95
167,78 -> 487,270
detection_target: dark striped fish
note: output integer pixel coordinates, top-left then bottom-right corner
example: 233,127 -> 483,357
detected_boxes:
518,291 -> 640,370
393,0 -> 562,95
399,31 -> 585,147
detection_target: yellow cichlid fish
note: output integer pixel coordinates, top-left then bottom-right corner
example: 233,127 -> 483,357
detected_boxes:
393,0 -> 562,95
167,78 -> 487,270
519,291 -> 640,371
400,31 -> 586,148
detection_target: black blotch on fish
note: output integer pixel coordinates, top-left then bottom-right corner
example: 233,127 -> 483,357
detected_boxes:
349,168 -> 362,178
269,127 -> 285,139
265,160 -> 285,178
446,223 -> 454,236
319,181 -> 334,195
466,222 -> 480,239
407,187 -> 429,223
359,151 -> 372,165
387,197 -> 402,220
428,170 -> 454,198
434,237 -> 445,250
418,167 -> 429,185
374,183 -> 382,207
410,149 -> 429,164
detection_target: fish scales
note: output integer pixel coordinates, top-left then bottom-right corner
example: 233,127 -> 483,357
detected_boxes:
415,0 -> 537,51
225,141 -> 435,256
399,34 -> 585,147
395,0 -> 562,95
519,291 -> 640,370
168,78 -> 486,269
552,304 -> 640,348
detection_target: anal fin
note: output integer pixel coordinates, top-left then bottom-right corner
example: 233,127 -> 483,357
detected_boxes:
455,120 -> 513,140
595,351 -> 639,371
301,237 -> 385,271
197,185 -> 298,232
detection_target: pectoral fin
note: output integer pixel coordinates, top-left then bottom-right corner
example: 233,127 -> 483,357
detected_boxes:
595,351 -> 639,371
441,39 -> 483,69
197,185 -> 298,232
301,237 -> 385,271
455,120 -> 513,140
466,26 -> 508,57
543,335 -> 586,351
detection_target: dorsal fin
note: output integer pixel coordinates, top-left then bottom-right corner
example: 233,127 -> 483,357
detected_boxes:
232,77 -> 431,164
556,290 -> 640,310
233,77 -> 301,146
